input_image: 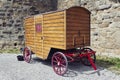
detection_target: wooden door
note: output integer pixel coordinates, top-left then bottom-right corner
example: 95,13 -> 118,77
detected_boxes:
34,15 -> 43,58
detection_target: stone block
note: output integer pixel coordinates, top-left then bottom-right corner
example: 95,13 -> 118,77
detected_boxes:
109,22 -> 120,28
112,31 -> 120,49
99,31 -> 107,37
102,15 -> 110,20
34,10 -> 39,14
6,13 -> 11,16
2,31 -> 12,34
6,16 -> 12,19
116,12 -> 120,17
99,22 -> 109,28
0,26 -> 3,30
14,24 -> 21,27
109,12 -> 117,18
0,8 -> 6,12
91,24 -> 98,29
7,0 -> 12,1
17,9 -> 22,13
0,16 -> 4,19
0,13 -> 5,16
4,5 -> 10,8
17,28 -> 22,31
10,20 -> 14,23
8,9 -> 13,13
80,0 -> 87,5
113,17 -> 120,22
99,38 -> 115,49
24,2 -> 30,5
18,35 -> 24,41
6,23 -> 12,27
93,32 -> 99,37
112,3 -> 120,9
98,4 -> 111,10
16,19 -> 21,23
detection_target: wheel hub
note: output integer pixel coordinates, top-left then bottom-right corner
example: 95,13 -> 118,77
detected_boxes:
57,61 -> 60,66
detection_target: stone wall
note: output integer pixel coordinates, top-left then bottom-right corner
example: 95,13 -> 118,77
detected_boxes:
0,0 -> 120,57
0,0 -> 54,49
57,0 -> 120,57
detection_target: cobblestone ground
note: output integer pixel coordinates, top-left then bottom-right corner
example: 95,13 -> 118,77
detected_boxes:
0,54 -> 120,80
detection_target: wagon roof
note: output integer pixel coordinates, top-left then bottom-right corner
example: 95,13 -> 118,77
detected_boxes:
25,6 -> 91,19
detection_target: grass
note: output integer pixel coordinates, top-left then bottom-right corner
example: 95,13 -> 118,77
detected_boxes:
96,55 -> 120,74
0,48 -> 20,54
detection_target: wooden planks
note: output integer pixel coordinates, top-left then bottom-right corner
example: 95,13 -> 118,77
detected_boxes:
44,11 -> 64,17
43,27 -> 64,31
43,19 -> 64,24
42,11 -> 66,58
66,7 -> 90,49
43,23 -> 64,27
24,17 -> 35,52
24,6 -> 91,59
34,15 -> 43,56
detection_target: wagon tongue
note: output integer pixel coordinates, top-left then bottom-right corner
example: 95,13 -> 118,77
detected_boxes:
87,53 -> 97,70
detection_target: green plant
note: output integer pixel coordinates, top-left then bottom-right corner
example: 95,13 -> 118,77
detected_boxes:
0,48 -> 19,53
96,55 -> 120,74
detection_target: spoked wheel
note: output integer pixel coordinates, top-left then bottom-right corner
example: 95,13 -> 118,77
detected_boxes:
23,47 -> 32,63
80,48 -> 96,66
52,52 -> 68,76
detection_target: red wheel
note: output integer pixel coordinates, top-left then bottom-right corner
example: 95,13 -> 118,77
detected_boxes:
23,47 -> 32,63
52,52 -> 68,75
80,48 -> 96,66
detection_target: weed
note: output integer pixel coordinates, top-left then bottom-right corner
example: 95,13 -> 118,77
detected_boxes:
96,55 -> 120,74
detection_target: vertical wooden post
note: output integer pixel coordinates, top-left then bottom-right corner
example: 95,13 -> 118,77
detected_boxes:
64,10 -> 66,49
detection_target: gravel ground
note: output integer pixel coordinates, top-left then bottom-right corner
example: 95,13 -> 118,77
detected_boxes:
0,53 -> 120,80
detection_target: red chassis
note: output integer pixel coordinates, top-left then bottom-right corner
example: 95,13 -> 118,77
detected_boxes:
22,47 -> 97,76
52,48 -> 97,75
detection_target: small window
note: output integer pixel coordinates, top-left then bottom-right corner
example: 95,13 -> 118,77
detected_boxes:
35,24 -> 42,32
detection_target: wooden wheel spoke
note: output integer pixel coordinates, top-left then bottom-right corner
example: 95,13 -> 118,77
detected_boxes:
54,56 -> 59,62
56,56 -> 62,61
56,66 -> 60,72
25,57 -> 29,62
60,64 -> 66,68
53,60 -> 58,63
61,60 -> 66,64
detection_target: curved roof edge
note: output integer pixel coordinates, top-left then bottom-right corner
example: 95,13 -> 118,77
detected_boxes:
66,6 -> 91,14
25,6 -> 90,19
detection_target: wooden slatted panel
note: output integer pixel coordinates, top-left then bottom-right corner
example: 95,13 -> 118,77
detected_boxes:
66,7 -> 90,49
43,11 -> 65,59
43,19 -> 64,24
24,17 -> 36,52
34,15 -> 43,58
43,27 -> 64,31
24,17 -> 34,23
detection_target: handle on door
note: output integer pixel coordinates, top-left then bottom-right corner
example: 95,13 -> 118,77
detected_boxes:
41,36 -> 44,40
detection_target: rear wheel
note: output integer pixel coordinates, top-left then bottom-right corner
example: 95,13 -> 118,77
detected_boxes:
23,47 -> 32,63
80,48 -> 96,66
52,52 -> 68,75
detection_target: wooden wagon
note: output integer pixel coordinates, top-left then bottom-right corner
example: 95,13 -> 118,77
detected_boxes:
22,6 -> 96,75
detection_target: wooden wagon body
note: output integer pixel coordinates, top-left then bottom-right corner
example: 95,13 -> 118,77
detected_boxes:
23,6 -> 97,75
24,6 -> 91,60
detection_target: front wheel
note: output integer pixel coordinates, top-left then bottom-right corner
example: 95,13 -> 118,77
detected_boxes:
52,52 -> 68,76
23,47 -> 32,63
